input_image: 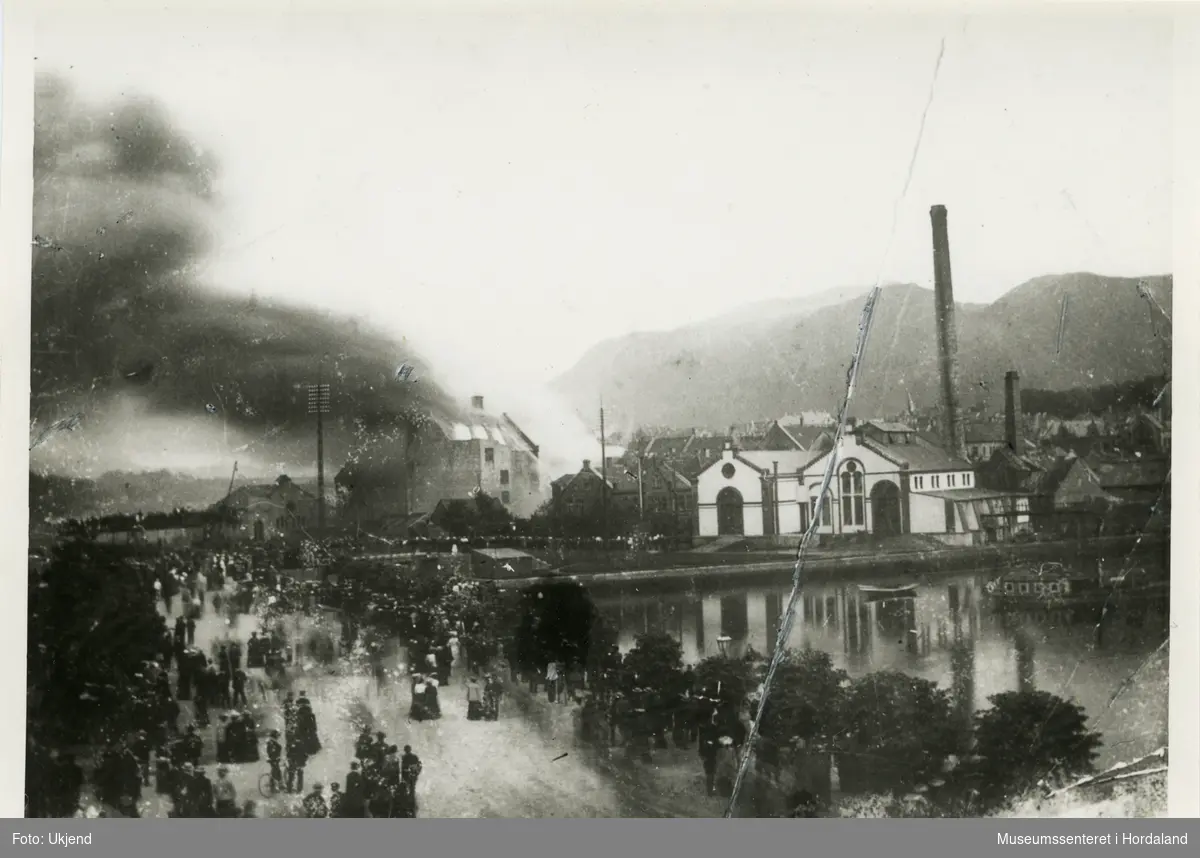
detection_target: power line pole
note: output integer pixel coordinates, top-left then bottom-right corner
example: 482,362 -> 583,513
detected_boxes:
637,452 -> 645,524
600,402 -> 608,543
308,379 -> 331,532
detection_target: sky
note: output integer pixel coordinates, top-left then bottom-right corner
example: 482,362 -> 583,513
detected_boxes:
34,1 -> 1173,395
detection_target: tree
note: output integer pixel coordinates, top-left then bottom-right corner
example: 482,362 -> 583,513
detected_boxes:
621,632 -> 685,751
27,541 -> 168,747
514,581 -> 600,673
839,671 -> 958,796
757,649 -> 848,756
967,690 -> 1103,811
621,631 -> 684,697
693,652 -> 762,713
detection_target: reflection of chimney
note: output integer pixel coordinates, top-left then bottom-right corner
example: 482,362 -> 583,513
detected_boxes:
1004,371 -> 1023,452
930,205 -> 965,458
471,395 -> 484,410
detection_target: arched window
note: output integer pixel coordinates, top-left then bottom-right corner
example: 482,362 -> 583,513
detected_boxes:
840,461 -> 865,527
810,490 -> 833,527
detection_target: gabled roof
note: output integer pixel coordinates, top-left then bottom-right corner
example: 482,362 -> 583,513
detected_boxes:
735,450 -> 813,474
501,413 -> 539,455
856,434 -> 974,472
861,420 -> 917,434
643,459 -> 695,489
558,463 -> 640,494
774,422 -> 833,451
644,433 -> 694,457
688,435 -> 734,457
1088,457 -> 1170,489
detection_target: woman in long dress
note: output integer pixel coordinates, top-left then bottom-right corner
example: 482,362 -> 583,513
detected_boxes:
423,677 -> 441,720
409,675 -> 428,722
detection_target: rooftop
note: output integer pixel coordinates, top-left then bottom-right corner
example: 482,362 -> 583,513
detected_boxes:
857,433 -> 974,472
921,488 -> 1028,501
736,449 -> 813,474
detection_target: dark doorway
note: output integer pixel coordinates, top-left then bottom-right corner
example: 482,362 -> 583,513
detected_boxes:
253,519 -> 265,541
716,487 -> 745,536
870,480 -> 902,536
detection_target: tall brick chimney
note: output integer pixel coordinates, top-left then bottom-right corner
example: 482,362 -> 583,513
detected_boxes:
1004,371 -> 1023,452
471,395 -> 484,410
930,205 -> 966,459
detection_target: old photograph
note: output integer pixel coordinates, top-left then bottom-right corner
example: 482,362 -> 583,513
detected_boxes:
24,2 -> 1173,819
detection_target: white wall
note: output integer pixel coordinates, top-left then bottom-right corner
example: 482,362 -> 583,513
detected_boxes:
909,492 -> 947,533
909,470 -> 975,492
697,450 -> 766,537
801,435 -> 901,536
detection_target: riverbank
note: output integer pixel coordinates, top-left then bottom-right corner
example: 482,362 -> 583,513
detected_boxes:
494,533 -> 1166,592
505,680 -> 1169,819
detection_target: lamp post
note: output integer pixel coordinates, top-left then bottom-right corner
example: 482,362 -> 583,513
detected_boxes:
307,381 -> 332,532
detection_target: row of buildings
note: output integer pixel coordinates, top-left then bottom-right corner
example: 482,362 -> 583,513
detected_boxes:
554,372 -> 1171,547
549,203 -> 1170,547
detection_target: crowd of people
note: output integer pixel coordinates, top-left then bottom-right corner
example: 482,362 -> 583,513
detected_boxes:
28,536 -> 473,819
301,731 -> 425,818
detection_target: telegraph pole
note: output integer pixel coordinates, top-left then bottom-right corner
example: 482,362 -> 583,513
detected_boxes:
636,453 -> 645,524
307,377 -> 331,532
600,402 -> 609,543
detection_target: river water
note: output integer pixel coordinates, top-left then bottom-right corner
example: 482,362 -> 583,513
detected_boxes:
583,550 -> 1170,771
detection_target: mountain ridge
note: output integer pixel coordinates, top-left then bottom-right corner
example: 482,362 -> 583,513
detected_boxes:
550,272 -> 1172,431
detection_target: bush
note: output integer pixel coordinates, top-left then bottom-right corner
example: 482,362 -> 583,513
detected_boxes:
839,671 -> 958,796
967,690 -> 1103,812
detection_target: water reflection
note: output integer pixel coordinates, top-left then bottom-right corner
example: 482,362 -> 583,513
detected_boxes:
588,557 -> 1169,769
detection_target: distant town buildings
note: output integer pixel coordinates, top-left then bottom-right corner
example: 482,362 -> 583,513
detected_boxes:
214,474 -> 321,542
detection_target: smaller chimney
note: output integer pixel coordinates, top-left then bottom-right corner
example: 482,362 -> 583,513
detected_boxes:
582,459 -> 591,471
471,395 -> 484,410
1005,371 -> 1023,452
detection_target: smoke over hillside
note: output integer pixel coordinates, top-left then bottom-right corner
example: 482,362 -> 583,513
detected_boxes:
30,74 -> 469,479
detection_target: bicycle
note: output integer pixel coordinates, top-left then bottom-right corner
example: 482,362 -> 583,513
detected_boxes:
258,769 -> 283,799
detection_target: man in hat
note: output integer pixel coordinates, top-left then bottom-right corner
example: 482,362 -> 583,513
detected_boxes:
401,745 -> 422,792
354,727 -> 373,762
343,761 -> 366,818
171,763 -> 196,817
213,766 -> 238,817
266,730 -> 284,793
193,766 -> 216,817
328,782 -> 345,818
371,731 -> 388,768
183,724 -> 203,767
286,724 -> 308,794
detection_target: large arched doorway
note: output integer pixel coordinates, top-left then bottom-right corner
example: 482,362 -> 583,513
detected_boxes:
870,481 -> 902,536
716,487 -> 745,536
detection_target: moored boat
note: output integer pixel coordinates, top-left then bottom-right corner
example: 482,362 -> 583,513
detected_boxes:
983,562 -> 1096,604
857,583 -> 919,601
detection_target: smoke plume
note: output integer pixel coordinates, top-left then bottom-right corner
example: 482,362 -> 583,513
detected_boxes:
31,74 -> 462,479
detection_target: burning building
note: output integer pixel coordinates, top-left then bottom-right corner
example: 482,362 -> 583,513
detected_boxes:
335,395 -> 542,527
